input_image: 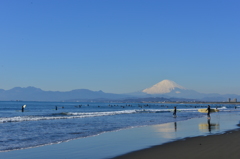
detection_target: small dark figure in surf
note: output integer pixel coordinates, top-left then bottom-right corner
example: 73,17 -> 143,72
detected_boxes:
207,105 -> 211,118
173,106 -> 177,117
22,105 -> 26,112
55,106 -> 58,110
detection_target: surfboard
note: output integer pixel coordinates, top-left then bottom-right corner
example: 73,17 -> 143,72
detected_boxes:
198,108 -> 219,113
22,105 -> 26,108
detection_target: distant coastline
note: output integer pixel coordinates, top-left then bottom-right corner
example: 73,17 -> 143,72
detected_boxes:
1,100 -> 240,105
159,101 -> 240,104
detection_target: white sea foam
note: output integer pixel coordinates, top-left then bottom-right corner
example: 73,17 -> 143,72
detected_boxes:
0,110 -> 139,123
0,109 -> 165,123
66,110 -> 138,116
220,106 -> 227,109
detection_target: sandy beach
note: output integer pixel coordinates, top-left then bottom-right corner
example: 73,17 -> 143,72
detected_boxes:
113,112 -> 240,159
113,128 -> 240,159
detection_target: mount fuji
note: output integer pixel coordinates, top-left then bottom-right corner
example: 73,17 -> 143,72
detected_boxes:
142,80 -> 186,94
135,79 -> 239,101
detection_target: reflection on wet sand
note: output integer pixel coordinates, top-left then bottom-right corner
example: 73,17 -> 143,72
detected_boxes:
153,122 -> 177,139
199,118 -> 219,132
152,117 -> 221,141
174,122 -> 177,132
152,122 -> 177,139
153,118 -> 220,140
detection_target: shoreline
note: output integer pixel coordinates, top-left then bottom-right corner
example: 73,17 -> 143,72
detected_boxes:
141,101 -> 240,104
113,128 -> 240,159
0,112 -> 239,159
113,112 -> 240,159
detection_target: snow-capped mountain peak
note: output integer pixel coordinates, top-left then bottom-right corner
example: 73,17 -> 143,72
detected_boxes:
142,79 -> 186,94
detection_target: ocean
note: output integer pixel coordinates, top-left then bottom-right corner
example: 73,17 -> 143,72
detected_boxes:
0,101 -> 238,152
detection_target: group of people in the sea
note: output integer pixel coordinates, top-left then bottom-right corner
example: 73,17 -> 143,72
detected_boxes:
21,104 -> 219,119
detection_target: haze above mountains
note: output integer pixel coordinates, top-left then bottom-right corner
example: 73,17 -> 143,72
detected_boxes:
0,80 -> 239,102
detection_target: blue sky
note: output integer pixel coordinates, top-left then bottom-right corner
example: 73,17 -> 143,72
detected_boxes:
1,0 -> 240,94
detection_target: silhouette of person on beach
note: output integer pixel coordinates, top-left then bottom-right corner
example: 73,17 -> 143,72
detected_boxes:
207,105 -> 211,118
173,106 -> 177,117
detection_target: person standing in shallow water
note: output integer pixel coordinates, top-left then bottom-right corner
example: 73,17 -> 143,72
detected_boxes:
207,105 -> 211,118
173,106 -> 177,117
22,105 -> 26,112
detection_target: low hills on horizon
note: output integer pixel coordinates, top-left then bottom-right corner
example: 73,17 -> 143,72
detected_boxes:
0,80 -> 239,102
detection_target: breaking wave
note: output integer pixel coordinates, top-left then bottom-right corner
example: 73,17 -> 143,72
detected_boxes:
0,107 -> 228,123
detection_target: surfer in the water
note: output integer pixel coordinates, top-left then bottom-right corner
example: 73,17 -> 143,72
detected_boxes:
207,105 -> 211,118
173,106 -> 177,117
22,105 -> 26,112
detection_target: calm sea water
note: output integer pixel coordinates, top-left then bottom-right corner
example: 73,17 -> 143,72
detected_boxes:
0,101 -> 237,152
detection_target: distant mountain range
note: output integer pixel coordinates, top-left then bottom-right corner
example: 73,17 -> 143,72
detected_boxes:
0,80 -> 239,102
0,87 -> 130,101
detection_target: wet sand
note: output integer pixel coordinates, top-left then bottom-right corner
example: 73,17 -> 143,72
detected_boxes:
113,129 -> 240,159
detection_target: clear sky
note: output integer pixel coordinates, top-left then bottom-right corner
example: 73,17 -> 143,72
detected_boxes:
1,0 -> 240,95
